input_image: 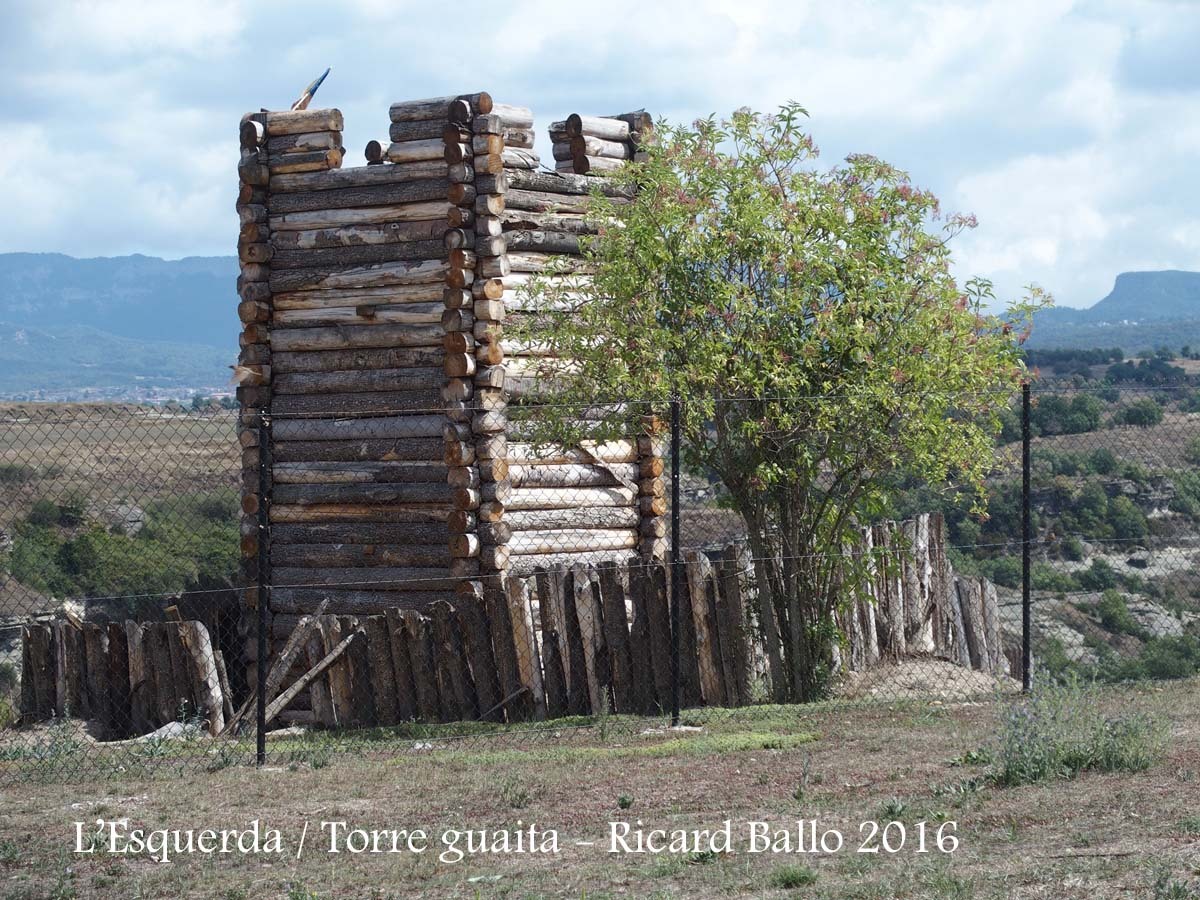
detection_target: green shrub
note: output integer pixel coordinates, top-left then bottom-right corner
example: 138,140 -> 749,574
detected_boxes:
1113,398 -> 1164,428
1078,559 -> 1120,592
1096,590 -> 1146,638
769,865 -> 818,889
1031,564 -> 1079,593
0,463 -> 36,484
26,499 -> 59,527
989,679 -> 1169,786
1090,448 -> 1118,474
10,490 -> 237,604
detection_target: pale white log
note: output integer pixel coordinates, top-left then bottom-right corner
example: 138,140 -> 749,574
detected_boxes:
509,529 -> 638,555
565,114 -> 629,141
265,108 -> 343,136
507,486 -> 638,510
386,139 -> 447,163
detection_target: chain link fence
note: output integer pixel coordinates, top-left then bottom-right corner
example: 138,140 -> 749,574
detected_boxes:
2,383 -> 1198,783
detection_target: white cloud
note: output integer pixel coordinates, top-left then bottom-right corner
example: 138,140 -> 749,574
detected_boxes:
0,0 -> 1197,311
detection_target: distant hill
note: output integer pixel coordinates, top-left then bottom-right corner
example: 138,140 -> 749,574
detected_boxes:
0,253 -> 238,399
1027,271 -> 1200,352
0,322 -> 231,398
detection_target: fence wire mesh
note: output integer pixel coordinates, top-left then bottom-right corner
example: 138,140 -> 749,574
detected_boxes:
1,383 -> 1198,783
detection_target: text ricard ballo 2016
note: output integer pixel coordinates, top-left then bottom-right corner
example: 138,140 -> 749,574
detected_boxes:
75,818 -> 959,864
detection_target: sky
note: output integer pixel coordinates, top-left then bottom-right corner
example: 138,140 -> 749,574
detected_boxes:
1,0 -> 1198,309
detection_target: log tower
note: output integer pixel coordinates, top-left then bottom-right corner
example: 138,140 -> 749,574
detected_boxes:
234,93 -> 665,644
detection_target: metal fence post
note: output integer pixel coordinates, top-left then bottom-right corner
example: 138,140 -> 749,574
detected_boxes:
1021,383 -> 1032,693
669,395 -> 682,727
255,410 -> 271,764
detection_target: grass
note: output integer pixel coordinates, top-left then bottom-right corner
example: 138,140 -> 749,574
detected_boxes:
988,677 -> 1170,786
0,678 -> 1195,898
770,864 -> 819,888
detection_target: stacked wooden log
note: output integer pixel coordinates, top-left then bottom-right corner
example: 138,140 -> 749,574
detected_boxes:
251,99 -> 467,638
234,96 -> 668,717
236,108 -> 346,683
476,117 -> 655,573
19,619 -> 229,738
439,96 -> 522,596
549,111 -> 653,175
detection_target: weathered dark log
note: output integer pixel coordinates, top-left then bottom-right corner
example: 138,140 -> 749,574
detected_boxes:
271,414 -> 445,441
458,598 -> 502,721
319,616 -> 354,726
596,564 -> 634,713
272,437 -> 444,463
269,259 -> 447,293
104,623 -> 131,737
389,93 -> 492,123
273,367 -> 444,395
273,589 -> 448,615
390,118 -> 453,142
272,241 -> 446,270
270,323 -> 444,353
274,567 -> 456,592
270,203 -> 452,232
401,611 -> 441,722
124,622 -> 152,734
484,577 -> 529,721
384,607 -> 417,721
268,148 -> 344,175
272,346 -> 444,374
274,302 -> 442,329
531,568 -> 569,717
271,504 -> 450,524
271,542 -> 447,568
270,160 -> 446,193
270,179 -> 449,215
82,624 -> 112,735
504,189 -> 590,215
431,602 -> 474,720
363,616 -> 399,726
273,459 -> 445,484
274,480 -> 449,507
267,131 -> 342,155
343,615 -> 376,726
271,521 -> 450,545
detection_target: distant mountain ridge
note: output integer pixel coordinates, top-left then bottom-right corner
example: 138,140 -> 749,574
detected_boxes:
1027,270 -> 1200,351
0,254 -> 1198,398
0,253 -> 237,399
0,253 -> 237,347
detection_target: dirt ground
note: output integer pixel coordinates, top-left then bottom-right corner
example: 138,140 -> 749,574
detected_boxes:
0,680 -> 1198,899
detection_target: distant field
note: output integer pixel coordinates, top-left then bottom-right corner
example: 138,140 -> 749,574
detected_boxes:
1034,410 -> 1200,471
0,404 -> 240,616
